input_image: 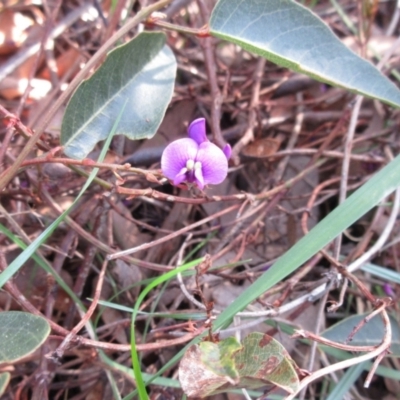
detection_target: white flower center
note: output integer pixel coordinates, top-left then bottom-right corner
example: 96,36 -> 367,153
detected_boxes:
186,159 -> 195,170
194,161 -> 202,170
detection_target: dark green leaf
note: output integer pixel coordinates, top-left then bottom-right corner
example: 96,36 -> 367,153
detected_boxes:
210,0 -> 400,108
0,311 -> 50,363
322,313 -> 400,356
61,32 -> 176,159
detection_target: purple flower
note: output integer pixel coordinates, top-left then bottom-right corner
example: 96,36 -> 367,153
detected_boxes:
383,283 -> 395,297
161,118 -> 231,190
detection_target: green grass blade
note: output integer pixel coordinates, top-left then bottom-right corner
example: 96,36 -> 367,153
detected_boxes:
361,262 -> 400,284
0,223 -> 85,309
130,257 -> 204,400
325,361 -> 367,400
212,154 -> 400,331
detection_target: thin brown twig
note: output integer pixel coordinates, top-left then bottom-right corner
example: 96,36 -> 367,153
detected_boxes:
107,204 -> 239,259
197,0 -> 225,148
286,307 -> 392,399
53,257 -> 109,359
231,58 -> 266,162
292,328 -> 378,352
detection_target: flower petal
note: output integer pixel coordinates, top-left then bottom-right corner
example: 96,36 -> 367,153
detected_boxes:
174,168 -> 188,186
188,118 -> 208,145
194,167 -> 205,190
161,138 -> 198,181
223,143 -> 232,160
196,142 -> 228,185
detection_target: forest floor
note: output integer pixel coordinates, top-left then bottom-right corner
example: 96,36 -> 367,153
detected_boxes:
0,1 -> 400,399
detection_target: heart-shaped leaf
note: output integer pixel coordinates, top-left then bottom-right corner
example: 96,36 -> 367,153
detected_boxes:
210,0 -> 400,108
61,31 -> 176,159
0,311 -> 50,364
321,313 -> 400,356
179,332 -> 299,397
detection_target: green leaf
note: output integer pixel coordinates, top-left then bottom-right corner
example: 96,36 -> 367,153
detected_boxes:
0,311 -> 50,364
200,338 -> 241,381
209,0 -> 400,108
61,31 -> 176,159
179,333 -> 299,397
321,313 -> 400,356
0,372 -> 10,397
234,333 -> 299,393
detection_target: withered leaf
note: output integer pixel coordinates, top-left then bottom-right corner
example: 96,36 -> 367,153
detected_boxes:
179,332 -> 299,398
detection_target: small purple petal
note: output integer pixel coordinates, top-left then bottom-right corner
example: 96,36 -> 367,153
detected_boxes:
174,168 -> 188,186
223,143 -> 232,160
161,138 -> 198,181
383,283 -> 395,297
188,118 -> 208,145
196,142 -> 228,185
194,167 -> 205,189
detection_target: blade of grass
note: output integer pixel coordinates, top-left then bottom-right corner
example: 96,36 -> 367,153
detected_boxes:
130,257 -> 204,400
361,262 -> 400,284
0,223 -> 85,310
325,361 -> 368,400
212,154 -> 400,332
0,100 -> 128,289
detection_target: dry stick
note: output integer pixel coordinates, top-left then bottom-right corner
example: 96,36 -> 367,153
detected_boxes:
273,254 -> 323,307
53,258 -> 109,359
38,188 -> 172,272
197,0 -> 225,148
386,0 -> 400,35
299,285 -> 332,400
344,200 -> 386,263
301,177 -> 342,235
293,328 -> 382,353
107,204 -> 240,260
64,201 -> 104,329
176,234 -> 207,310
309,107 -> 350,166
347,185 -> 400,273
333,95 -> 364,260
267,148 -> 384,163
286,308 -> 392,400
0,105 -> 50,153
231,58 -> 266,162
202,59 -> 273,258
345,300 -> 390,345
275,92 -> 304,182
0,0 -> 173,192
